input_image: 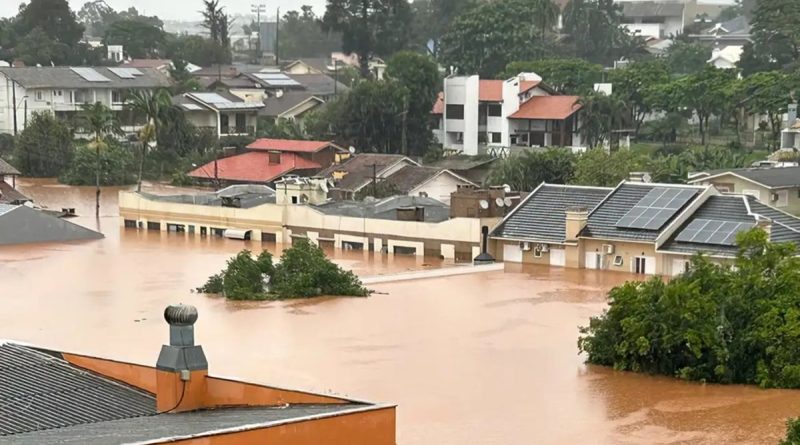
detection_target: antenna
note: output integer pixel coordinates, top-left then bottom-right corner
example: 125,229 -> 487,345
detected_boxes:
496,197 -> 505,207
504,197 -> 513,207
479,199 -> 489,210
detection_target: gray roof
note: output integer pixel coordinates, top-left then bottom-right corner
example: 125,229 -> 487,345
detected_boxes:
693,166 -> 800,189
581,183 -> 704,242
320,154 -> 414,192
426,156 -> 497,172
383,166 -> 445,194
492,184 -> 612,243
0,204 -> 104,245
286,73 -> 349,96
314,195 -> 450,222
660,195 -> 800,256
0,182 -> 30,204
260,91 -> 323,117
4,404 -> 366,444
0,343 -> 155,437
705,16 -> 751,35
622,1 -> 684,17
140,185 -> 276,209
0,67 -> 171,89
0,159 -> 20,176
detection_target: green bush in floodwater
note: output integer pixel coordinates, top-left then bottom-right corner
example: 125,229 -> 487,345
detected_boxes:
781,417 -> 800,445
197,239 -> 369,300
579,229 -> 800,389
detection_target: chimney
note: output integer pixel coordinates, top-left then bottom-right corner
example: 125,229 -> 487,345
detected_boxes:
156,304 -> 208,413
565,206 -> 588,242
473,225 -> 495,264
268,151 -> 281,165
755,215 -> 772,239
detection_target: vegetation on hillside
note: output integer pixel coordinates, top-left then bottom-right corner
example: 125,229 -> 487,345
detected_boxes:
197,239 -> 370,300
579,230 -> 800,389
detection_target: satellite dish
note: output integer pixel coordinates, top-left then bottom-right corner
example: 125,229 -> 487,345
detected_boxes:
479,199 -> 489,210
348,146 -> 356,154
320,181 -> 329,193
275,89 -> 284,98
504,197 -> 513,207
496,197 -> 505,207
503,184 -> 511,193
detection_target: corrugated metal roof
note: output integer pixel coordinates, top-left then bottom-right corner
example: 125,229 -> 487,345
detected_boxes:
0,159 -> 20,176
581,183 -> 704,242
0,343 -> 155,437
492,184 -> 612,243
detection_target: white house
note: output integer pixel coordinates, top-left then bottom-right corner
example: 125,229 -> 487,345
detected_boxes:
708,45 -> 743,69
174,92 -> 264,139
433,73 -> 585,156
0,66 -> 171,135
619,1 -> 685,39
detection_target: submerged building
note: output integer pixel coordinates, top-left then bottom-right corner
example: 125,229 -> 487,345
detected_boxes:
0,204 -> 103,246
0,304 -> 395,444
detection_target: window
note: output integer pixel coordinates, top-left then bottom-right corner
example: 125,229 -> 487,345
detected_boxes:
291,196 -> 298,204
124,219 -> 137,228
446,104 -> 464,119
35,91 -> 44,101
455,132 -> 464,143
54,90 -> 63,97
111,90 -> 123,104
613,255 -> 623,266
488,104 -> 502,117
491,132 -> 502,143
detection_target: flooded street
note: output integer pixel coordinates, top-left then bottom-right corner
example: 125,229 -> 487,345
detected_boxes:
2,179 -> 800,444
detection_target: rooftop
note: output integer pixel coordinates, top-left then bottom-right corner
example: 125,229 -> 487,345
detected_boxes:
140,185 -> 277,209
314,195 -> 451,222
689,166 -> 800,189
286,73 -> 350,96
509,96 -> 582,120
188,151 -> 321,183
0,204 -> 104,245
491,184 -> 613,243
260,91 -> 324,118
318,154 -> 417,192
0,158 -> 20,176
478,79 -> 541,102
183,92 -> 264,111
0,67 -> 170,89
621,1 -> 684,18
383,166 -> 449,194
246,138 -> 343,153
0,182 -> 30,204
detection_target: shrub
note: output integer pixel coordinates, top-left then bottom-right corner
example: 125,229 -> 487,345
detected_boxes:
60,142 -> 136,186
781,418 -> 800,445
222,251 -> 267,300
15,112 -> 75,177
579,229 -> 800,388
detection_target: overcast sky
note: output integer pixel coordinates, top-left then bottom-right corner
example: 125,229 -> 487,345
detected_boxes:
1,0 -> 328,21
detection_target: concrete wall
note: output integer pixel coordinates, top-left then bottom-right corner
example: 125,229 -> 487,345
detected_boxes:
229,88 -> 267,103
411,173 -> 470,205
582,239 -> 659,275
696,174 -> 800,215
443,75 -> 480,155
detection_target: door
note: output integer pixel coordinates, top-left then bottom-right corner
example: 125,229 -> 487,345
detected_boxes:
220,114 -> 230,134
235,113 -> 246,133
550,248 -> 566,267
633,256 -> 656,275
671,258 -> 689,276
585,252 -> 601,269
503,243 -> 523,263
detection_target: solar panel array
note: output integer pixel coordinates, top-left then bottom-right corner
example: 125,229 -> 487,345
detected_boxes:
251,73 -> 301,86
70,67 -> 111,82
675,218 -> 754,245
107,67 -> 143,79
616,187 -> 696,230
191,93 -> 231,104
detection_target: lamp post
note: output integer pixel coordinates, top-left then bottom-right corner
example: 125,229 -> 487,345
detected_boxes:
12,94 -> 28,136
251,3 -> 266,62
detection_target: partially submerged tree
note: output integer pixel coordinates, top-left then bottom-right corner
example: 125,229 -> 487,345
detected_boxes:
125,89 -> 172,191
14,112 -> 75,177
79,102 -> 120,217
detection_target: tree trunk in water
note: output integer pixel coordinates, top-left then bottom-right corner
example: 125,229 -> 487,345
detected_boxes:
95,141 -> 100,218
137,143 -> 145,193
700,116 -> 707,146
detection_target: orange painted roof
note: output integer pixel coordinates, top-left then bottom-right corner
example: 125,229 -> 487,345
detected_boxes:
509,96 -> 582,120
246,138 -> 337,153
479,80 -> 504,101
432,92 -> 444,114
520,80 -> 541,94
189,151 -> 321,183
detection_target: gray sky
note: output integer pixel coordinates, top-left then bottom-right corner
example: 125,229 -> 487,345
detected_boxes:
1,0 -> 328,21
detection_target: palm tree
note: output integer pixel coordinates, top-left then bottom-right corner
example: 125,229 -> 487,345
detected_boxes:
80,102 -> 120,218
531,0 -> 560,39
578,92 -> 629,149
126,89 -> 172,192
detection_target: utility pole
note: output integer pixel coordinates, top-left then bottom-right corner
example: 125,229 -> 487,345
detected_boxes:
275,7 -> 280,64
333,59 -> 338,98
251,3 -> 266,62
401,94 -> 408,156
214,152 -> 219,191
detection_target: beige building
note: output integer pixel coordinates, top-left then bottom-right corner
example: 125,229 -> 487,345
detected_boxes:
491,180 -> 800,276
688,166 -> 800,215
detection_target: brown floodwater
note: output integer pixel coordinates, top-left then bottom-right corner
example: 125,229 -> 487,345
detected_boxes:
3,179 -> 800,444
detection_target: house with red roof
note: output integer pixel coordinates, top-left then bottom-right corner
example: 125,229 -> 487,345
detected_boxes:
432,73 -> 584,156
188,138 -> 346,185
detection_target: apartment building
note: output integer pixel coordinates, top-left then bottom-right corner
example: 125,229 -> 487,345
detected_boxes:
0,66 -> 170,135
433,73 -> 584,156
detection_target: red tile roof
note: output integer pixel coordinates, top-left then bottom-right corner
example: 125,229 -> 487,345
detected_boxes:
246,138 -> 339,153
520,80 -> 541,94
509,96 -> 582,120
432,92 -> 444,115
188,151 -> 321,183
479,80 -> 504,102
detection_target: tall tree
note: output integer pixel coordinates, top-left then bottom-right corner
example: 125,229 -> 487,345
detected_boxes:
502,58 -> 603,94
126,89 -> 172,191
739,0 -> 800,74
14,0 -> 84,49
487,149 -> 576,192
609,60 -> 670,135
80,102 -> 120,218
578,91 -> 629,149
103,20 -> 165,59
410,0 -> 476,57
741,71 -> 799,150
386,51 -> 440,156
439,0 -> 554,77
665,41 -> 710,75
200,0 -> 232,64
322,0 -> 413,77
14,112 -> 74,177
672,66 -> 738,145
279,6 -> 341,59
14,27 -> 60,66
562,0 -> 643,65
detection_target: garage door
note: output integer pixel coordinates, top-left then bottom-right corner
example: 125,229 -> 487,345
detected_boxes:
503,243 -> 523,263
550,248 -> 566,267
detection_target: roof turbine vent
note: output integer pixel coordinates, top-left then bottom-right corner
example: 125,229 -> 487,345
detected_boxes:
164,304 -> 198,327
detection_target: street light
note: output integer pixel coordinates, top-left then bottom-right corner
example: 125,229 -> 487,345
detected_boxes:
251,3 -> 266,61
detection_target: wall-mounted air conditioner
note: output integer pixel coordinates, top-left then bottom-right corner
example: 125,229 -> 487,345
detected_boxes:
602,244 -> 615,255
539,243 -> 549,253
521,241 -> 531,251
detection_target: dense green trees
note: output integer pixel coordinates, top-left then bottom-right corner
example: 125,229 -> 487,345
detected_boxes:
60,142 -> 136,187
279,6 -> 342,59
782,418 -> 800,445
103,20 -> 165,59
579,92 -> 629,149
410,0 -> 476,57
198,241 -> 369,300
323,0 -> 413,77
200,0 -> 232,65
562,0 -> 642,65
665,41 -> 710,75
609,60 -> 670,135
125,89 -> 173,191
580,229 -> 800,389
14,113 -> 75,177
487,149 -> 576,191
502,58 -> 603,94
385,51 -> 440,155
739,0 -> 800,74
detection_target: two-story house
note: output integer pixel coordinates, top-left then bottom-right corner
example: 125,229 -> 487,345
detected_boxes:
433,73 -> 584,156
688,166 -> 800,215
0,67 -> 171,135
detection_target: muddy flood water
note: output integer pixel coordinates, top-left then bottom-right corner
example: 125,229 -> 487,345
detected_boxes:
3,179 -> 800,444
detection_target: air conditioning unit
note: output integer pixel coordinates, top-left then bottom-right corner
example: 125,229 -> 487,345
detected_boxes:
520,241 -> 532,251
539,243 -> 549,253
602,244 -> 615,255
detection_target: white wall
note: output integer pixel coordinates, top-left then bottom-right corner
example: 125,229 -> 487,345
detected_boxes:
443,75 -> 480,155
411,172 -> 470,205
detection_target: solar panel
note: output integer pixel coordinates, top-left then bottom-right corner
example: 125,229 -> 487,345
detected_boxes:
70,67 -> 111,82
182,104 -> 204,111
251,73 -> 301,86
191,93 -> 231,104
616,187 -> 696,230
675,218 -> 754,245
108,67 -> 135,79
